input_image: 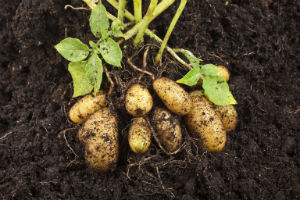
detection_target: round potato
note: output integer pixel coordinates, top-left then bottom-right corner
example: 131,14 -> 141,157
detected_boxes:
153,77 -> 192,115
214,105 -> 237,132
69,91 -> 106,124
216,65 -> 230,82
152,107 -> 182,153
185,91 -> 226,152
125,84 -> 153,116
78,108 -> 119,172
128,117 -> 151,153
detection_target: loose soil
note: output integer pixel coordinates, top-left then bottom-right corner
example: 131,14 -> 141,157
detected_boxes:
1,0 -> 299,199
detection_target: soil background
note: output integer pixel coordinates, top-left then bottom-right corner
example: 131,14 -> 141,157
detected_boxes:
0,0 -> 299,199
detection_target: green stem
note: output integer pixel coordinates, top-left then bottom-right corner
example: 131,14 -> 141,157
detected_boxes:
133,0 -> 158,45
117,0 -> 127,24
145,29 -> 191,69
133,0 -> 142,22
81,0 -> 190,69
155,0 -> 187,64
83,0 -> 96,9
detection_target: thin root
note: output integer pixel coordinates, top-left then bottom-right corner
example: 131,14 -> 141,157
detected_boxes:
138,46 -> 150,81
103,65 -> 115,95
127,58 -> 155,80
57,128 -> 79,158
64,5 -> 89,10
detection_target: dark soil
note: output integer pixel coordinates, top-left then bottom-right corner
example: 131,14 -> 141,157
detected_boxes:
1,0 -> 299,199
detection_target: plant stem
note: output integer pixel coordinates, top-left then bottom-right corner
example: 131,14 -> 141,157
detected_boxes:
133,0 -> 158,45
106,0 -> 175,40
83,0 -> 96,9
117,0 -> 127,24
81,0 -> 190,69
133,0 -> 142,22
145,29 -> 191,69
154,0 -> 187,64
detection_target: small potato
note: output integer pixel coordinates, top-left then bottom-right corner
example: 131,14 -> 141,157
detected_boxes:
185,91 -> 226,152
152,107 -> 182,153
153,77 -> 192,115
78,108 -> 119,172
69,91 -> 106,124
216,65 -> 230,82
214,105 -> 237,132
128,117 -> 151,153
125,84 -> 153,116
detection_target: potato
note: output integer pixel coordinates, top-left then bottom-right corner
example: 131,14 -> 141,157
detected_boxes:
128,117 -> 151,153
125,84 -> 153,116
214,105 -> 237,132
185,91 -> 226,152
216,65 -> 230,82
69,91 -> 106,124
153,77 -> 192,115
152,107 -> 182,153
78,108 -> 119,172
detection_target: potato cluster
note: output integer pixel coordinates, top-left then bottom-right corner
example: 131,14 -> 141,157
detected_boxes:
68,68 -> 237,172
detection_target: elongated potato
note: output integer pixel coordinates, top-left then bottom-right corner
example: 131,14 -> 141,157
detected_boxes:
128,117 -> 151,153
214,105 -> 237,132
125,84 -> 153,116
69,91 -> 106,124
152,107 -> 182,153
185,91 -> 226,152
153,77 -> 192,115
78,108 -> 119,172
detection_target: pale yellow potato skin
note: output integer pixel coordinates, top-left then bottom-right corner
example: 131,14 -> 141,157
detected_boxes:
185,91 -> 226,152
69,91 -> 106,124
78,108 -> 119,172
125,84 -> 153,116
217,65 -> 230,82
152,107 -> 182,153
214,105 -> 237,132
153,77 -> 192,116
128,117 -> 151,153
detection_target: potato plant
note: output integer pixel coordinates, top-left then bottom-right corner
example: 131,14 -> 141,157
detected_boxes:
55,1 -> 239,172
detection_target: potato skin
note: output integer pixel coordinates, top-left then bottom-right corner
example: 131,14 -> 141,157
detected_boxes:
153,77 -> 192,115
78,108 -> 118,172
217,65 -> 230,82
152,107 -> 182,153
125,84 -> 153,116
128,117 -> 151,153
214,105 -> 237,132
69,91 -> 106,124
185,91 -> 226,152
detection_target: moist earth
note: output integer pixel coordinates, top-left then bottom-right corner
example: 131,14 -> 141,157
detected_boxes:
0,0 -> 299,199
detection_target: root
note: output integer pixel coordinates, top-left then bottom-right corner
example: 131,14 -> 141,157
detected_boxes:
127,58 -> 155,80
103,65 -> 115,95
57,128 -> 79,158
64,5 -> 89,10
137,46 -> 150,81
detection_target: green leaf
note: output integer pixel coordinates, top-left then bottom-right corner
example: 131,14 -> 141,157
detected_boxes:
68,61 -> 93,97
89,41 -> 101,54
55,38 -> 90,62
200,64 -> 222,77
176,66 -> 202,86
202,76 -> 237,106
89,2 -> 109,38
99,38 -> 122,67
110,21 -> 124,38
174,48 -> 202,68
85,52 -> 103,93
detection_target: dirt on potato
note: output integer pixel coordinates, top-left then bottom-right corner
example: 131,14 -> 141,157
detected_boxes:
0,0 -> 299,199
